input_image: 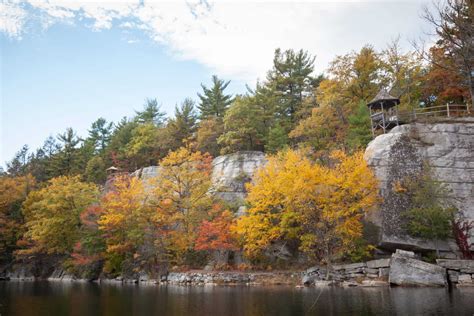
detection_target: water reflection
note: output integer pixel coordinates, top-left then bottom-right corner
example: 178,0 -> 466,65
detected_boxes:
1,281 -> 473,316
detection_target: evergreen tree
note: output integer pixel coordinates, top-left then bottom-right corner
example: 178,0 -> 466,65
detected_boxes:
197,75 -> 233,118
265,124 -> 288,154
52,128 -> 82,176
346,102 -> 373,150
166,98 -> 198,149
88,118 -> 114,153
6,145 -> 29,176
135,99 -> 166,127
218,96 -> 265,154
85,156 -> 107,184
266,48 -> 316,123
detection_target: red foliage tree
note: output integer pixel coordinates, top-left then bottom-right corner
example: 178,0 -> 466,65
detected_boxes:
195,207 -> 238,253
452,218 -> 473,259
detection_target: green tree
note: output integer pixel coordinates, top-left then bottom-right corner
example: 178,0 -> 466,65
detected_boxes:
6,145 -> 29,176
218,96 -> 265,154
166,98 -> 198,150
85,156 -> 107,184
195,117 -> 224,157
126,123 -> 160,169
197,75 -> 233,118
265,124 -> 288,154
266,48 -> 316,123
346,102 -> 372,150
135,98 -> 167,127
106,118 -> 139,170
403,165 -> 455,257
52,128 -> 82,176
88,118 -> 114,154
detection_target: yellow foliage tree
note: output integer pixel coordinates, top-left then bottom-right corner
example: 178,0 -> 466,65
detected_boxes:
234,149 -> 380,269
99,174 -> 162,275
20,176 -> 99,255
151,147 -> 214,264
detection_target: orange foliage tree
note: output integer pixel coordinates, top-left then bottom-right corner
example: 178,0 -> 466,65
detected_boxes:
195,206 -> 238,254
0,174 -> 35,262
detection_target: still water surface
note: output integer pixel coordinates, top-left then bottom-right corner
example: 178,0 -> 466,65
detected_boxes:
1,281 -> 474,316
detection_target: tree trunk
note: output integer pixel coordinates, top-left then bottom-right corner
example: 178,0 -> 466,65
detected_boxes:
468,70 -> 474,110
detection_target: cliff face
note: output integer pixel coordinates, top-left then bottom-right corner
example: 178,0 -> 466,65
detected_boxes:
364,120 -> 474,253
132,151 -> 266,208
211,151 -> 266,207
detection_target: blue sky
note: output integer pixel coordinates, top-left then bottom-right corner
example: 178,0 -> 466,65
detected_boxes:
0,0 -> 432,167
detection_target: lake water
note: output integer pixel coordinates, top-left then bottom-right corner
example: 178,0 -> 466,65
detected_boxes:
1,281 -> 474,315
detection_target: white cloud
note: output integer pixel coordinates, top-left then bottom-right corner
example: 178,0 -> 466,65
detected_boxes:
0,1 -> 27,38
1,0 -> 433,81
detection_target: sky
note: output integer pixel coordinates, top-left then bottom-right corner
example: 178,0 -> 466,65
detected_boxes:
0,0 -> 433,168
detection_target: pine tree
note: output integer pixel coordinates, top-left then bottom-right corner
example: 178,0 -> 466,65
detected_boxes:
135,98 -> 166,127
197,75 -> 233,118
88,118 -> 114,153
346,101 -> 373,150
166,98 -> 198,149
266,48 -> 316,123
52,128 -> 82,176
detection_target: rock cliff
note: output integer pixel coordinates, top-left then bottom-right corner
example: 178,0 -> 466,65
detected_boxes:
210,151 -> 266,206
364,119 -> 474,253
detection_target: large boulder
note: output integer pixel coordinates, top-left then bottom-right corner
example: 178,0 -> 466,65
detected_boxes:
389,249 -> 447,286
364,120 -> 474,252
211,151 -> 266,206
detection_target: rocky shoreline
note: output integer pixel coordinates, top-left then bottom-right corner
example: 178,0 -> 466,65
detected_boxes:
2,250 -> 473,288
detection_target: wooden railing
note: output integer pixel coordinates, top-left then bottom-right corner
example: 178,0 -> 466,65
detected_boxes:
397,104 -> 471,123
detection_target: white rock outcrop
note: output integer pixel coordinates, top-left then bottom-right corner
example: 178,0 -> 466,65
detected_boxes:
211,151 -> 266,205
365,120 -> 474,252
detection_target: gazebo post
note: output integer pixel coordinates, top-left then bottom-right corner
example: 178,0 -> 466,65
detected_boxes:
369,106 -> 375,137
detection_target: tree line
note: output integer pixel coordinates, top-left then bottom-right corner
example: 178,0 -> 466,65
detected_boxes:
0,1 -> 472,274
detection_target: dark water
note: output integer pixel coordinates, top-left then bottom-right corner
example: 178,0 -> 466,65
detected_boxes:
1,282 -> 474,316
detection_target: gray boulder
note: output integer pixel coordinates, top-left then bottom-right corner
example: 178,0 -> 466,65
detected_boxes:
389,249 -> 447,286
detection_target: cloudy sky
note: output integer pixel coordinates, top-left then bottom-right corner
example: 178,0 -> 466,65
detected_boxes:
0,0 -> 433,167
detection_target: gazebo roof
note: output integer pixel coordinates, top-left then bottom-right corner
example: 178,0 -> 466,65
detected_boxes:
367,89 -> 400,110
106,166 -> 119,172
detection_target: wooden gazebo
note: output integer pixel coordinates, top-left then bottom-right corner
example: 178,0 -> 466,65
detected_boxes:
367,89 -> 401,136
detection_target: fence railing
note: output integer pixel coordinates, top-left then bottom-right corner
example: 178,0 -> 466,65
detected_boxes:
397,104 -> 471,123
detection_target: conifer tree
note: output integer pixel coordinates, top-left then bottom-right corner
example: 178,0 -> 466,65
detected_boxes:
197,75 -> 233,118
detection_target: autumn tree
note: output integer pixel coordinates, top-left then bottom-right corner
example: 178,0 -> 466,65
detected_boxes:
151,148 -> 214,264
98,175 -> 159,275
197,75 -> 234,118
234,149 -> 379,271
0,175 -> 35,262
195,117 -> 224,157
195,206 -> 238,266
381,38 -> 424,109
20,176 -> 99,255
420,0 -> 473,107
290,46 -> 384,152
